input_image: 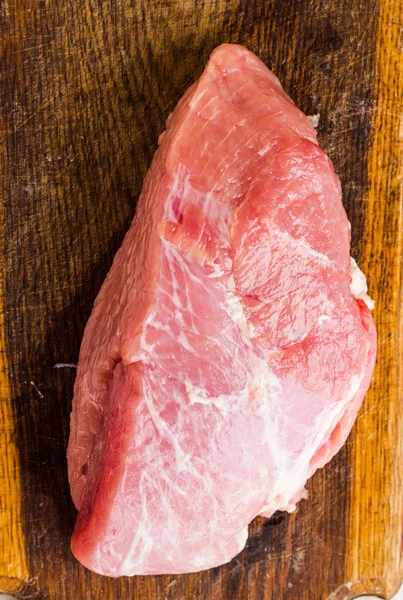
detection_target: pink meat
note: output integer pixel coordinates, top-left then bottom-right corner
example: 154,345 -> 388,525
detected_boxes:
67,44 -> 376,576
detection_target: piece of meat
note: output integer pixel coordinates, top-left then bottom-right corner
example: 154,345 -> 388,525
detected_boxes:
67,43 -> 376,577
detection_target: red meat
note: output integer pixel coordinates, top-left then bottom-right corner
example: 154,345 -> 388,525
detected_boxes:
67,44 -> 376,576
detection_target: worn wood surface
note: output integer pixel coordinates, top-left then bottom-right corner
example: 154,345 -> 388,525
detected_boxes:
0,0 -> 402,598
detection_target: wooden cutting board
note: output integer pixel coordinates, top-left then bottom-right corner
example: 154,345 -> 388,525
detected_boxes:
0,0 -> 402,598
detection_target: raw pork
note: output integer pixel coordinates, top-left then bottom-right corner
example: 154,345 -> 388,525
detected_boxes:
67,44 -> 376,576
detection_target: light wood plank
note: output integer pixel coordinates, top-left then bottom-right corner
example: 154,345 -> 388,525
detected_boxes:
344,0 -> 403,598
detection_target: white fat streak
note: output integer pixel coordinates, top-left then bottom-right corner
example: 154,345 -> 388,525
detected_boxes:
143,376 -> 190,472
274,228 -> 332,266
259,366 -> 366,514
235,526 -> 249,549
135,243 -> 192,360
350,256 -> 375,309
315,370 -> 363,444
164,165 -> 231,243
307,114 -> 320,128
207,261 -> 225,278
301,369 -> 364,477
184,379 -> 230,417
277,488 -> 310,514
220,276 -> 255,344
305,369 -> 365,470
317,314 -> 332,325
120,471 -> 153,574
183,284 -> 286,477
136,309 -> 156,358
164,167 -> 183,221
179,268 -> 282,404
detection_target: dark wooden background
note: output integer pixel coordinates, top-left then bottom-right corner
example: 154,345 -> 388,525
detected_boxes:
0,0 -> 402,598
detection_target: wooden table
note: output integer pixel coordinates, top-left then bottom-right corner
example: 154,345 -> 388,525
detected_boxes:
0,1 -> 402,598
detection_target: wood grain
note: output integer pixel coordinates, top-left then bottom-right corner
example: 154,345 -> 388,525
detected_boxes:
0,153 -> 29,593
0,0 -> 401,598
343,0 -> 403,597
